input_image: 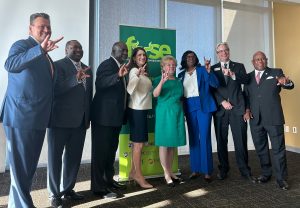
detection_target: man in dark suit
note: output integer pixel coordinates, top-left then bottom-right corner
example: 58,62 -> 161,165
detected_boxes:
211,42 -> 255,182
47,40 -> 92,207
91,41 -> 129,198
244,51 -> 294,190
0,13 -> 63,208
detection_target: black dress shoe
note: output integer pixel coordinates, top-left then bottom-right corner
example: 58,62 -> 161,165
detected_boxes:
171,176 -> 185,184
109,180 -> 127,190
257,175 -> 271,183
50,197 -> 63,208
63,190 -> 84,200
243,175 -> 257,184
93,188 -> 118,199
277,180 -> 289,190
217,172 -> 227,180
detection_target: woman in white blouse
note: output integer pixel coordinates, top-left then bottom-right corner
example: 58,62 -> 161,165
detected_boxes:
127,47 -> 153,188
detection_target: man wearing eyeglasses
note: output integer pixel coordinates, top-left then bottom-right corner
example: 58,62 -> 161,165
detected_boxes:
211,42 -> 256,183
244,51 -> 294,190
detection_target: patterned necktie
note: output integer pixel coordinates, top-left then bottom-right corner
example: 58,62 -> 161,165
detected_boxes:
75,62 -> 86,90
256,71 -> 261,84
224,63 -> 228,84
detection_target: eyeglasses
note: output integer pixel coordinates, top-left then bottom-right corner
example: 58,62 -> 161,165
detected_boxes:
217,49 -> 229,54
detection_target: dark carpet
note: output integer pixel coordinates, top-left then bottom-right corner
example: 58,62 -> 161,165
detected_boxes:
0,150 -> 300,208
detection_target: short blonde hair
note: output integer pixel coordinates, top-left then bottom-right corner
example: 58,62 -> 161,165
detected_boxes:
160,55 -> 177,68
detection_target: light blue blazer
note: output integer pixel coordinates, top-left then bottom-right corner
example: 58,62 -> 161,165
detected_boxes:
0,36 -> 54,130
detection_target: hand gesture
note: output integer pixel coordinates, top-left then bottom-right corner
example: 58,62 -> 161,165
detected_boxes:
136,64 -> 147,76
118,61 -> 130,77
276,76 -> 289,86
222,67 -> 230,76
41,35 -> 64,52
204,57 -> 211,72
76,66 -> 91,80
161,70 -> 169,84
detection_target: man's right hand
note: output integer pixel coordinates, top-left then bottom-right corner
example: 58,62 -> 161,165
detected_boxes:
76,66 -> 91,80
41,35 -> 64,52
118,61 -> 130,77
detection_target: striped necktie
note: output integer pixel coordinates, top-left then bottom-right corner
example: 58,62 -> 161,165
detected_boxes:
75,62 -> 86,90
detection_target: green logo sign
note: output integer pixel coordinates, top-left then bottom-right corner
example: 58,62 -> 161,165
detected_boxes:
126,35 -> 172,59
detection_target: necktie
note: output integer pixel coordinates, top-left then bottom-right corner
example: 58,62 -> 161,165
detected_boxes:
75,62 -> 86,90
224,63 -> 228,84
46,54 -> 54,78
256,71 -> 261,84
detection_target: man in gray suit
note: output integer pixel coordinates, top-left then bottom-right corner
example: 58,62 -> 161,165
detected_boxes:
0,13 -> 63,208
47,40 -> 92,207
244,51 -> 294,190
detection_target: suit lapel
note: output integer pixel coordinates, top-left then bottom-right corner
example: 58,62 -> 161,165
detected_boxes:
215,62 -> 227,86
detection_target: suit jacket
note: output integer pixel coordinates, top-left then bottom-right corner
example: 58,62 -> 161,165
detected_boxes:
49,57 -> 93,129
91,57 -> 127,127
244,67 -> 294,125
178,66 -> 219,113
0,36 -> 54,130
211,61 -> 249,116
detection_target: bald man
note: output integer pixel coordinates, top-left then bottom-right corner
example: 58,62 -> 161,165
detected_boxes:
244,51 -> 294,190
91,42 -> 129,198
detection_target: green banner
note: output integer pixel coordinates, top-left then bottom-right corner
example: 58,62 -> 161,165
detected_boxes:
119,25 -> 177,180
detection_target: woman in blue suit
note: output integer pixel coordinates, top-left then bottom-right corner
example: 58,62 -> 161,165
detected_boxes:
178,51 -> 219,182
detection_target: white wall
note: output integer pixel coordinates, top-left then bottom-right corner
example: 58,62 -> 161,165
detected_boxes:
0,0 -> 89,172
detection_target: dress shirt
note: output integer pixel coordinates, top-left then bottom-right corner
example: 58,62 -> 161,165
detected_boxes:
183,69 -> 199,98
255,69 -> 264,78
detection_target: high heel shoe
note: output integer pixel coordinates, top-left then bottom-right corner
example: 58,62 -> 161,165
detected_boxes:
132,176 -> 153,189
171,176 -> 184,184
165,179 -> 175,187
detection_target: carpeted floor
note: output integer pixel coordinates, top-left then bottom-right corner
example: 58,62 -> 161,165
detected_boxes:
0,150 -> 300,208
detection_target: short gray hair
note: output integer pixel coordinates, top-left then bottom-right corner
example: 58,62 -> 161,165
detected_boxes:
216,42 -> 230,53
30,13 -> 50,25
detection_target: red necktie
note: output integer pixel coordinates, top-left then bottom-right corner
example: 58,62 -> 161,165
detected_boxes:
256,71 -> 261,84
46,54 -> 54,78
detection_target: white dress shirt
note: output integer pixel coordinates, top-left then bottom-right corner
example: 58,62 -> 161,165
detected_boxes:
183,69 -> 199,98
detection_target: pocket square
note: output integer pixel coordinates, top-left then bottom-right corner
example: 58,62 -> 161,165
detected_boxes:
266,76 -> 274,80
214,67 -> 220,71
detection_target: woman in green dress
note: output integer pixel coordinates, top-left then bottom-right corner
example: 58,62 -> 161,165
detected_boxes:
153,55 -> 186,187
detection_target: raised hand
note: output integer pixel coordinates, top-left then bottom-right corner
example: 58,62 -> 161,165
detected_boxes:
118,61 -> 130,77
161,70 -> 169,84
222,67 -> 230,76
204,57 -> 211,72
276,76 -> 289,86
41,35 -> 64,52
76,66 -> 91,80
136,64 -> 147,76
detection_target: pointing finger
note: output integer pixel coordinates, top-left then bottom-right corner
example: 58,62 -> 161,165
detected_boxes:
52,36 -> 64,44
